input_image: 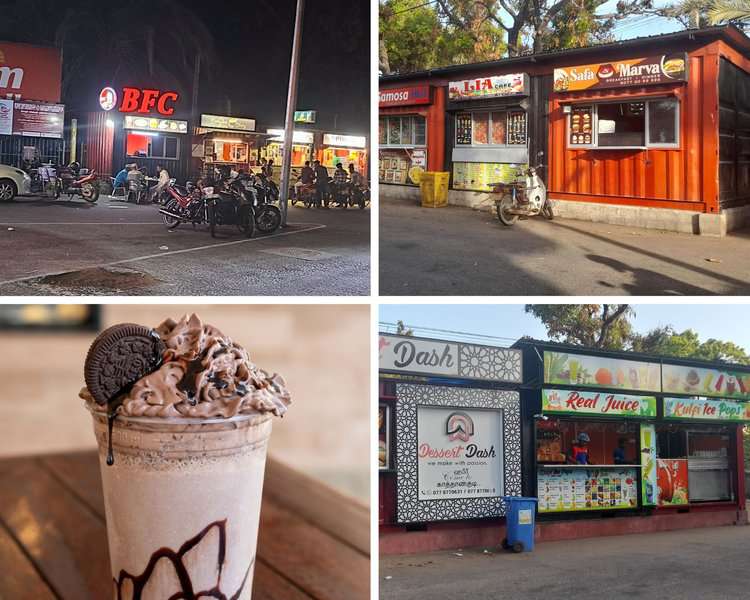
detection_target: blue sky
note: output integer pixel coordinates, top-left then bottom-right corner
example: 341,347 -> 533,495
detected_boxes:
379,304 -> 750,352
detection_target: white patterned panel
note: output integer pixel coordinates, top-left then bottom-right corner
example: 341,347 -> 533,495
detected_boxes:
395,383 -> 522,523
458,344 -> 522,382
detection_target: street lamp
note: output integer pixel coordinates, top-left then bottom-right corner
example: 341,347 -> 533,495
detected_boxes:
279,0 -> 305,228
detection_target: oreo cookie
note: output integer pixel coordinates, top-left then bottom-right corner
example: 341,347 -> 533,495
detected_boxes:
84,323 -> 166,407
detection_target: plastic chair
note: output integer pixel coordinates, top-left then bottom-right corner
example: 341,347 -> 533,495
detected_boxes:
110,177 -> 127,199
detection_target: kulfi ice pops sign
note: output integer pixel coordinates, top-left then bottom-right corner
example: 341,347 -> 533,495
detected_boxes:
664,397 -> 750,422
416,407 -> 503,500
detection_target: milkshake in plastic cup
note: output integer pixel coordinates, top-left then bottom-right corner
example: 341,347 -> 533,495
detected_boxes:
80,314 -> 291,599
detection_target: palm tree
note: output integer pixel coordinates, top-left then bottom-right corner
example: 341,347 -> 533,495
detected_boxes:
710,0 -> 750,22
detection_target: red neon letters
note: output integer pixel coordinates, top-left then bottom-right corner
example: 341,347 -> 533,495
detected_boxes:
118,87 -> 179,116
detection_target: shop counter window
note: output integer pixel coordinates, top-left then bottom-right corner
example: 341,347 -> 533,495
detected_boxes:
126,132 -> 179,159
205,139 -> 248,163
379,115 -> 427,185
567,98 -> 679,149
379,115 -> 426,147
455,110 -> 527,146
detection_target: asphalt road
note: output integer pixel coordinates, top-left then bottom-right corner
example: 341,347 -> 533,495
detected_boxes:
380,524 -> 750,600
379,198 -> 750,296
0,195 -> 370,295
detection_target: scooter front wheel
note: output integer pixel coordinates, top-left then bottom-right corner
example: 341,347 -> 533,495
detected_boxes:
82,182 -> 99,203
255,205 -> 282,233
496,197 -> 519,226
542,199 -> 554,220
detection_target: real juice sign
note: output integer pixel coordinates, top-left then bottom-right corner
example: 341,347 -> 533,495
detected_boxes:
664,397 -> 750,422
542,389 -> 657,417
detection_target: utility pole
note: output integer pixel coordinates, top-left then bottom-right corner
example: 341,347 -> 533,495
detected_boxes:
279,0 -> 305,227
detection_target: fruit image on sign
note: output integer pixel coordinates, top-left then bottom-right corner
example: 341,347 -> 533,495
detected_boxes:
657,459 -> 689,505
544,351 -> 661,392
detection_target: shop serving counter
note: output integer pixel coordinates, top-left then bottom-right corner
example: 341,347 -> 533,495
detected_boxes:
537,464 -> 641,513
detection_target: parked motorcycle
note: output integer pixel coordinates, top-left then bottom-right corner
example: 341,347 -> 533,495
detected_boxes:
158,178 -> 255,238
27,164 -> 58,197
491,166 -> 553,226
56,162 -> 100,203
349,183 -> 369,209
233,172 -> 282,233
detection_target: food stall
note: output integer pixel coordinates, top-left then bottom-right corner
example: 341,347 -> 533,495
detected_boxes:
261,128 -> 315,180
320,133 -> 368,178
514,340 -> 748,520
194,113 -> 266,176
447,73 -> 531,192
378,85 -> 440,188
378,333 -> 524,552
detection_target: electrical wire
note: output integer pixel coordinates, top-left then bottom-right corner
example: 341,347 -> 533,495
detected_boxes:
384,0 -> 439,17
379,321 -> 521,345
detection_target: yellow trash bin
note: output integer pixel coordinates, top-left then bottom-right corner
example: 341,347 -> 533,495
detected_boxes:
420,172 -> 450,207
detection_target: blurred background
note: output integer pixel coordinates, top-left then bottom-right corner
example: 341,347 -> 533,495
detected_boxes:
0,304 -> 369,502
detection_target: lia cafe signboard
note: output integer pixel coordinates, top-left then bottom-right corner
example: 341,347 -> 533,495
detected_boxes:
664,397 -> 750,422
99,86 -> 179,116
542,389 -> 657,417
379,86 -> 431,108
417,407 -> 503,501
553,53 -> 688,93
448,73 -> 528,101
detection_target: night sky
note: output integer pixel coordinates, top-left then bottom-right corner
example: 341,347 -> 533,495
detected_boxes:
0,0 -> 370,134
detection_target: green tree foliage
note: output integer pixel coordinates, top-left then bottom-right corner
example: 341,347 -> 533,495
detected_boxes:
631,326 -> 750,364
379,0 -> 506,74
524,304 -> 633,349
527,305 -> 750,365
710,0 -> 750,22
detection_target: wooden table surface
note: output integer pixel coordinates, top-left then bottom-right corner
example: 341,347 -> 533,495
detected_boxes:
0,451 -> 370,600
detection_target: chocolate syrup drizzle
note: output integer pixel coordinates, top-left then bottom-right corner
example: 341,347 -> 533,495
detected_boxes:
114,519 -> 253,600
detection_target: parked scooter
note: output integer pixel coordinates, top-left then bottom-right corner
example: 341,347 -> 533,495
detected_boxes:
491,165 -> 553,226
56,162 -> 100,203
232,172 -> 282,233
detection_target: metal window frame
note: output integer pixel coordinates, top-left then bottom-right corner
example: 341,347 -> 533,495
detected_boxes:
380,115 -> 428,149
454,109 -> 527,148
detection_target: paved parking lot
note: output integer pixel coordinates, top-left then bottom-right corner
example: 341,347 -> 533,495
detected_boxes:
380,198 -> 750,296
0,195 -> 370,295
380,524 -> 750,600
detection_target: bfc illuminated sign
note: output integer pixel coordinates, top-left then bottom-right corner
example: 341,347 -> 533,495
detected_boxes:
99,86 -> 179,116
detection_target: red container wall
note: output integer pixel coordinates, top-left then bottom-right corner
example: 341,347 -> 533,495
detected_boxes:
85,112 -> 114,177
548,45 -> 721,213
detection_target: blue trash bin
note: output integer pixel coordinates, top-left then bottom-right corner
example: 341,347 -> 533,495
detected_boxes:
502,496 -> 538,553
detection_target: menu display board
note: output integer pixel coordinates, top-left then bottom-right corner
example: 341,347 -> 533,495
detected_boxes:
569,105 -> 593,145
452,162 -> 524,192
640,424 -> 657,506
664,397 -> 750,422
662,363 -> 750,401
657,459 -> 689,505
0,99 -> 12,136
542,388 -> 657,417
449,73 -> 528,101
417,406 -> 503,500
507,111 -> 526,145
544,351 -> 661,392
124,115 -> 188,133
537,467 -> 638,512
553,53 -> 688,93
12,102 -> 64,138
379,148 -> 426,185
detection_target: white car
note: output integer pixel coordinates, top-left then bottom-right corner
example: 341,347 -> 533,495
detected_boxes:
0,164 -> 31,201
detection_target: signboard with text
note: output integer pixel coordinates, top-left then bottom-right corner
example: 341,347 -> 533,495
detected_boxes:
544,351 -> 661,392
294,110 -> 316,123
0,42 -> 62,103
417,407 -> 503,500
379,85 -> 432,107
12,102 -> 63,138
323,133 -> 367,148
664,397 -> 750,422
379,334 -> 522,382
542,388 -> 657,418
201,113 -> 255,132
553,53 -> 688,93
448,73 -> 528,101
124,115 -> 188,133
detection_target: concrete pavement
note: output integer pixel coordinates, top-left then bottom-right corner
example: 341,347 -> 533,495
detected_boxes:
380,197 -> 750,296
0,195 -> 370,295
380,524 -> 750,599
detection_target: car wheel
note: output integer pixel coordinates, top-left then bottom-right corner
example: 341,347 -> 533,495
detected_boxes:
0,178 -> 17,202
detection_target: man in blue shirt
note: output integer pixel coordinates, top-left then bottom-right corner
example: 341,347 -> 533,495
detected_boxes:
113,165 -> 130,191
